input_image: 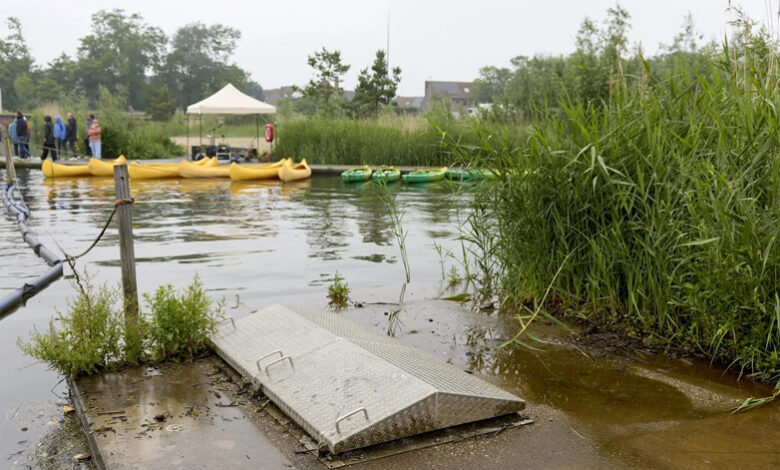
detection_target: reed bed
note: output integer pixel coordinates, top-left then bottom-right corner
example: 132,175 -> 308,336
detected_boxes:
450,38 -> 780,381
272,116 -> 528,167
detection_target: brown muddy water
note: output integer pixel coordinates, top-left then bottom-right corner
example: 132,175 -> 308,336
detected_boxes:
1,169 -> 778,469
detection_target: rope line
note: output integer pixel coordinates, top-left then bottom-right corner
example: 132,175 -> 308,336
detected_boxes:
63,197 -> 135,262
58,197 -> 134,297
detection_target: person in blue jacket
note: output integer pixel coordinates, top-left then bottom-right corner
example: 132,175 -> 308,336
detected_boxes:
8,118 -> 18,156
54,115 -> 66,157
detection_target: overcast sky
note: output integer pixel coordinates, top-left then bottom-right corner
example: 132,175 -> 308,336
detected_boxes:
1,1 -> 776,96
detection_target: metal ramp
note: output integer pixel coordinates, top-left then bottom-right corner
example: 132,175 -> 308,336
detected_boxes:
211,304 -> 525,454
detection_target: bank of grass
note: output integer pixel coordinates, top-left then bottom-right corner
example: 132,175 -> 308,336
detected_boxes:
450,36 -> 780,382
272,114 -> 529,166
19,274 -> 221,376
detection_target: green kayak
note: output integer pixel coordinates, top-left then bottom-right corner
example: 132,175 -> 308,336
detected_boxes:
401,167 -> 448,184
372,166 -> 401,183
445,169 -> 496,181
341,166 -> 372,182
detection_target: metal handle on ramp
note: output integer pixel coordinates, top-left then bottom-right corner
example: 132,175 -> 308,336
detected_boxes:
263,355 -> 294,377
216,317 -> 236,329
256,350 -> 284,372
335,408 -> 369,434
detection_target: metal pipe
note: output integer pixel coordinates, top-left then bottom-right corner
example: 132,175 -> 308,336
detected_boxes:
0,262 -> 63,319
1,178 -> 65,319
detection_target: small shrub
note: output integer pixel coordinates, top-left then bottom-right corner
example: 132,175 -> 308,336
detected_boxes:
18,276 -> 124,376
327,272 -> 350,310
144,276 -> 220,361
19,274 -> 221,375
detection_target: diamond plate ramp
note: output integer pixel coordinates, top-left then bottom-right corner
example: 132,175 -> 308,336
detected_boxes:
211,304 -> 525,454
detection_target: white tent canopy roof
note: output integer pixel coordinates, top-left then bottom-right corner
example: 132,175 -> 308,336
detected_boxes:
186,83 -> 276,115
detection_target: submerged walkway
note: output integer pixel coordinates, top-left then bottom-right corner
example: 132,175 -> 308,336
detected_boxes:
67,296 -> 780,469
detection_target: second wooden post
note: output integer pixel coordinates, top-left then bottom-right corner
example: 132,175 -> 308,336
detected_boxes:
113,164 -> 140,354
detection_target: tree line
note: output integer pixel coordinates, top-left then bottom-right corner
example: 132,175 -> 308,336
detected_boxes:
473,6 -> 717,120
0,10 -> 262,119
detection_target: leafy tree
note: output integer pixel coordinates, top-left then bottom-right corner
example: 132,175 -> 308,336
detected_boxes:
501,55 -> 566,118
0,18 -> 33,110
76,9 -> 166,109
352,50 -> 401,117
473,66 -> 511,103
296,47 -> 350,115
159,22 -> 247,107
12,75 -> 34,108
43,53 -> 78,89
244,81 -> 265,102
148,86 -> 176,121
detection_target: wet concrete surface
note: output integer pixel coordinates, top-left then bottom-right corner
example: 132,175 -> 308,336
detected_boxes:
71,294 -> 779,469
74,357 -> 293,469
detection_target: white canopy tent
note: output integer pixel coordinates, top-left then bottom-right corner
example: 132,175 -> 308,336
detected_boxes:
185,83 -> 277,160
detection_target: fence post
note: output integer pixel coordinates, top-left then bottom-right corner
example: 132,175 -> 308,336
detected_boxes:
113,164 -> 140,353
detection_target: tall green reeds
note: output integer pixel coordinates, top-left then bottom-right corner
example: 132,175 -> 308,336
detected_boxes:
272,116 -> 528,167
448,32 -> 780,381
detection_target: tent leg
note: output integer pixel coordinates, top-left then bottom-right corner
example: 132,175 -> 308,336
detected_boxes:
256,114 -> 259,161
199,115 -> 202,148
186,114 -> 190,160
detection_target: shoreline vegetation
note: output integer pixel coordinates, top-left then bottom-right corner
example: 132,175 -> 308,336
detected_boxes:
442,13 -> 780,384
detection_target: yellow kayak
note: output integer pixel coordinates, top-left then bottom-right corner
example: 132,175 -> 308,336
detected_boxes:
196,157 -> 219,167
128,161 -> 181,179
42,159 -> 93,178
87,155 -> 128,176
229,160 -> 286,181
179,160 -> 230,178
279,159 -> 311,182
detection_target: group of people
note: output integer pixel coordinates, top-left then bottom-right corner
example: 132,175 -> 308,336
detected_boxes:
2,112 -> 102,160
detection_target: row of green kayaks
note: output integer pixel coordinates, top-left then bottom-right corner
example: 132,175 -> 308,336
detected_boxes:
341,166 -> 495,184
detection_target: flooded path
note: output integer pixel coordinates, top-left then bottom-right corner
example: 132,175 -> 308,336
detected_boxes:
1,170 -> 778,468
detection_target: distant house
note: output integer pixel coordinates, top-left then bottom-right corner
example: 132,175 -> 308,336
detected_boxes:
394,96 -> 423,109
422,81 -> 474,110
393,96 -> 424,114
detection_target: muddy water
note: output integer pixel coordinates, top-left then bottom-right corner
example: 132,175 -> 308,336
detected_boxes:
1,169 -> 778,468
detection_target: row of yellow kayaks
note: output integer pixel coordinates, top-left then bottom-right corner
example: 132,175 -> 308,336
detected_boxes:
42,157 -> 311,182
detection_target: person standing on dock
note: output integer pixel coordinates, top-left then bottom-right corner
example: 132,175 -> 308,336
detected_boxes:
65,113 -> 78,158
54,116 -> 66,157
8,118 -> 18,157
41,116 -> 57,161
14,112 -> 30,159
87,119 -> 102,159
84,114 -> 94,157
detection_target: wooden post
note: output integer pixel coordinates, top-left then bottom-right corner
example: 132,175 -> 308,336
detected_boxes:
5,136 -> 15,185
113,164 -> 139,326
